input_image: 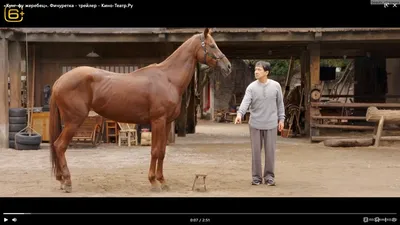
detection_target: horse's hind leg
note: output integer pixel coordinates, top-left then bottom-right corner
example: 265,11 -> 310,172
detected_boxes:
54,117 -> 86,193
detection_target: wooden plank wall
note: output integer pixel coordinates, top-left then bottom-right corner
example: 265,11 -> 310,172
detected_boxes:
0,35 -> 9,148
32,42 -> 168,107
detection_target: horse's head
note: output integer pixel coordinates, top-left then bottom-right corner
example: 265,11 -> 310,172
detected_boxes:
196,28 -> 232,77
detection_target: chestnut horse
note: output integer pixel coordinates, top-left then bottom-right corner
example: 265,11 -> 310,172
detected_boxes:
49,28 -> 232,193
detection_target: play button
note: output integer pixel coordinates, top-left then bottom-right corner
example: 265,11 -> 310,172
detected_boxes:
4,218 -> 8,222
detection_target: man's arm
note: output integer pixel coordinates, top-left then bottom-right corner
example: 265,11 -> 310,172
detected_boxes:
276,83 -> 285,123
237,85 -> 252,118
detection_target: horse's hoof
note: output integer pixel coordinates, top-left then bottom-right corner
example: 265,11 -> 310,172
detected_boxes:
161,184 -> 170,191
63,185 -> 72,193
150,186 -> 161,192
60,184 -> 64,190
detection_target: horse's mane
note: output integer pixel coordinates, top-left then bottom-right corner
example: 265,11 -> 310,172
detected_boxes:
129,32 -> 202,75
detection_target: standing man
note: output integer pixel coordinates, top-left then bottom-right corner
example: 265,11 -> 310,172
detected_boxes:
235,61 -> 285,186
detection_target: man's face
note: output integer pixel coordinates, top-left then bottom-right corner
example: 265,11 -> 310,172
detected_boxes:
254,66 -> 269,80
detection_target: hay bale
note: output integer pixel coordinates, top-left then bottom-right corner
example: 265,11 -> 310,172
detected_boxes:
141,131 -> 152,146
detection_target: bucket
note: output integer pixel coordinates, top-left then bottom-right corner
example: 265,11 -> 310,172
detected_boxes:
281,128 -> 290,138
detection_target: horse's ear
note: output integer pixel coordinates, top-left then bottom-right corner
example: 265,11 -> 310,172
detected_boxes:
204,28 -> 210,37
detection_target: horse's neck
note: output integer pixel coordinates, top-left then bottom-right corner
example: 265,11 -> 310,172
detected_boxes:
159,36 -> 198,95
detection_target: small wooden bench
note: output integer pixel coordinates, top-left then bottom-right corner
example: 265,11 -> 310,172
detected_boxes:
117,122 -> 138,146
70,111 -> 104,146
192,174 -> 207,191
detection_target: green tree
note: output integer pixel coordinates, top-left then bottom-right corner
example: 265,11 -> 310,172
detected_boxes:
245,59 -> 350,77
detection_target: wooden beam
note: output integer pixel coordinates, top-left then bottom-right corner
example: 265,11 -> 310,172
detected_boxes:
168,121 -> 175,144
312,115 -> 366,120
11,32 -> 311,43
374,116 -> 385,147
300,50 -> 310,136
366,106 -> 400,123
0,34 -> 9,149
311,102 -> 400,108
311,135 -> 373,142
308,43 -> 321,138
186,68 -> 196,134
12,30 -> 400,44
177,92 -> 187,137
323,138 -> 373,147
320,31 -> 400,42
212,32 -> 315,43
17,33 -> 167,43
8,41 -> 22,108
218,42 -> 400,59
309,44 -> 321,87
376,136 -> 400,141
311,124 -> 375,130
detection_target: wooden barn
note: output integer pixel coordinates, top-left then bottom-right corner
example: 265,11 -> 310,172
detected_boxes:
1,28 -> 400,148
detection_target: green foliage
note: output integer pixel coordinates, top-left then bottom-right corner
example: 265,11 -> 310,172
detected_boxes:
320,59 -> 349,68
245,58 -> 350,77
269,59 -> 291,77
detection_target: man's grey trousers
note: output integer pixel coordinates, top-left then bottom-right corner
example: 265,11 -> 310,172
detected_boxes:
249,125 -> 277,183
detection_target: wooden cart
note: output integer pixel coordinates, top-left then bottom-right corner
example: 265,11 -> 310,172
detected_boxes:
70,111 -> 105,146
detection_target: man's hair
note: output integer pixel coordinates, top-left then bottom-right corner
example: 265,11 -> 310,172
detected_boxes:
255,61 -> 271,72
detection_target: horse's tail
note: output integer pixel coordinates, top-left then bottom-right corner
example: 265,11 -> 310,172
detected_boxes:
49,95 -> 62,177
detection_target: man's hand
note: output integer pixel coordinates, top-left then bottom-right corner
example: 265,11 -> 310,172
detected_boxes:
278,121 -> 284,132
234,114 -> 242,124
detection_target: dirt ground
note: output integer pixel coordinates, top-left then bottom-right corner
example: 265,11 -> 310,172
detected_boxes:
1,120 -> 400,197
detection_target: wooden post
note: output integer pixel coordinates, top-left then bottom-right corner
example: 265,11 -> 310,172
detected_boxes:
186,66 -> 197,134
308,44 -> 321,139
177,91 -> 187,137
168,120 -> 175,144
0,34 -> 9,149
374,116 -> 385,147
8,41 -> 22,108
300,50 -> 310,137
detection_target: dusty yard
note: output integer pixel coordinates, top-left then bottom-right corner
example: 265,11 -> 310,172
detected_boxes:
1,120 -> 400,197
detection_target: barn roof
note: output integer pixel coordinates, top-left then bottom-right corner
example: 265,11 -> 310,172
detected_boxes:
1,28 -> 400,43
2,27 -> 400,34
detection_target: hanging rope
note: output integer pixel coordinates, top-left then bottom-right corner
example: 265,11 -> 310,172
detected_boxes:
18,32 -> 38,136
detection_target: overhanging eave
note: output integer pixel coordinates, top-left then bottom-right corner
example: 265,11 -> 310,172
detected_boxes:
4,29 -> 400,44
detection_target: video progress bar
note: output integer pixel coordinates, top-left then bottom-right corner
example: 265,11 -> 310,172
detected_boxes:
3,212 -> 398,215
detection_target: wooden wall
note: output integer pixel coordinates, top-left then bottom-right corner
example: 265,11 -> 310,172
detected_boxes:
354,55 -> 387,103
32,42 -> 172,107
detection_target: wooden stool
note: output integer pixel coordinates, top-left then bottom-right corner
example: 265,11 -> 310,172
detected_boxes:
192,174 -> 207,191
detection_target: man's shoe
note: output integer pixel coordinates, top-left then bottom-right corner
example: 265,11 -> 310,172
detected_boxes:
251,181 -> 261,185
265,179 -> 276,186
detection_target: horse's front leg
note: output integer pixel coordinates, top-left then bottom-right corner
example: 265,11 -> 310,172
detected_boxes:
156,121 -> 171,191
148,117 -> 168,192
